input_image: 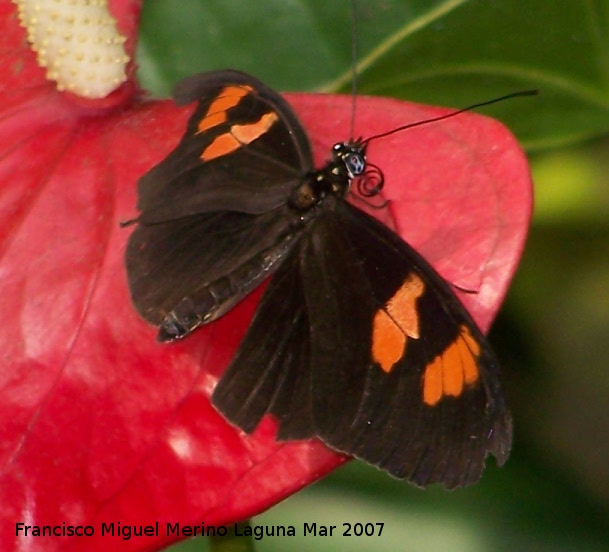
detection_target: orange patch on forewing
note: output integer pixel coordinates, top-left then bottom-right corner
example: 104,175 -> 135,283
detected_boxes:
201,133 -> 241,161
441,340 -> 464,397
423,325 -> 481,406
458,326 -> 480,384
201,111 -> 279,161
422,356 -> 443,406
200,111 -> 279,162
372,310 -> 406,373
386,273 -> 425,339
232,112 -> 278,143
372,273 -> 425,373
198,111 -> 227,132
197,84 -> 253,133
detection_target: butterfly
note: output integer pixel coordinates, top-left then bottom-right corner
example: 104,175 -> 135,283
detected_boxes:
124,69 -> 512,488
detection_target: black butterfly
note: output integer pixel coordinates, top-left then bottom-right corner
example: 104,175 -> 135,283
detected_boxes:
124,70 -> 512,488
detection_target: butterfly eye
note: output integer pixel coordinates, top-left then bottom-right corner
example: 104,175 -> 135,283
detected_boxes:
345,151 -> 366,177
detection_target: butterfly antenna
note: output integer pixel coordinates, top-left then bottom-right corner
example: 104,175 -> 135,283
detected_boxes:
349,0 -> 359,140
363,89 -> 538,146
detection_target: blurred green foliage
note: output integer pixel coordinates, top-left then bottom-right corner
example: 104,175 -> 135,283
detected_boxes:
136,1 -> 609,550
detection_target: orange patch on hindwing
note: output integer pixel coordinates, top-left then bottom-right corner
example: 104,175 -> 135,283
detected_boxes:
422,325 -> 481,406
372,273 -> 425,372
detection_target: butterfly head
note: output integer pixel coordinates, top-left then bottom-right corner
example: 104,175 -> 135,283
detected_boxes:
289,140 -> 367,211
332,140 -> 366,179
334,139 -> 385,200
289,140 -> 385,212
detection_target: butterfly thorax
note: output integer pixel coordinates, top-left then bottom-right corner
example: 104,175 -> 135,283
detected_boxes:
288,141 -> 367,211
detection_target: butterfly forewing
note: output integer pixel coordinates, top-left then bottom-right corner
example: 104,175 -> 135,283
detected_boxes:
136,70 -> 314,224
211,200 -> 511,488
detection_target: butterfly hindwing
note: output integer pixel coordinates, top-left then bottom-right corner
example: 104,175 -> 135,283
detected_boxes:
212,199 -> 511,488
126,208 -> 299,326
211,205 -> 376,441
210,250 -> 316,438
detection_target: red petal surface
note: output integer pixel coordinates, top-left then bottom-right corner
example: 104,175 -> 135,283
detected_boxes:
0,2 -> 532,551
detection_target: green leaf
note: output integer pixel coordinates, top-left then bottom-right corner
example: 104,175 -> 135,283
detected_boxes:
137,0 -> 609,150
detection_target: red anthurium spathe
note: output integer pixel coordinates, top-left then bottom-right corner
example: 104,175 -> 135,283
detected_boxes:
0,1 -> 533,551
